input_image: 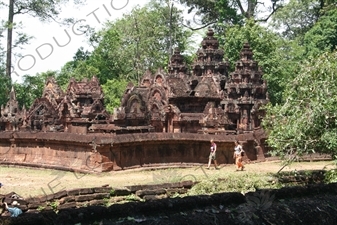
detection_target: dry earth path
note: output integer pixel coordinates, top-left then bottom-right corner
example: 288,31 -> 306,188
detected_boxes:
0,160 -> 334,198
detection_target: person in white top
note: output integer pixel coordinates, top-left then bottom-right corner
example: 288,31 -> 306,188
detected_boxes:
207,139 -> 219,169
233,141 -> 245,171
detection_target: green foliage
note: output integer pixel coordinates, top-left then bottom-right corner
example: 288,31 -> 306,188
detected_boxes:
87,28 -> 124,83
263,51 -> 337,158
0,27 -> 10,106
1,0 -> 86,22
0,75 -> 11,106
152,168 -> 184,183
14,71 -> 56,108
103,198 -> 110,207
325,169 -> 337,183
221,20 -> 299,104
49,201 -> 59,212
89,0 -> 192,84
304,8 -> 337,57
56,48 -> 98,89
324,157 -> 337,183
101,78 -> 129,113
56,0 -> 193,112
270,0 -> 322,40
188,173 -> 278,196
124,194 -> 142,202
37,205 -> 45,211
1,0 -> 87,80
179,0 -> 242,29
179,0 -> 284,31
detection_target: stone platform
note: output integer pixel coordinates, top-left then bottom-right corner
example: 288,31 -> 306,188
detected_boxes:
0,130 -> 267,172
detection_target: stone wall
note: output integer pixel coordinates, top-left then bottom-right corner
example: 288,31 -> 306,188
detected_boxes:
0,130 -> 268,172
1,181 -> 196,215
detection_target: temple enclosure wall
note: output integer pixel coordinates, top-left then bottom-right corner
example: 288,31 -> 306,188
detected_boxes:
0,129 -> 268,172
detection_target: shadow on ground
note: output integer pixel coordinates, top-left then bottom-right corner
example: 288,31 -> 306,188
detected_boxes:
1,182 -> 337,225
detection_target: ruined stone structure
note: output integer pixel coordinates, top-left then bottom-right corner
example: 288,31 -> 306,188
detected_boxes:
0,87 -> 26,132
115,28 -> 268,135
0,29 -> 269,172
22,76 -> 110,133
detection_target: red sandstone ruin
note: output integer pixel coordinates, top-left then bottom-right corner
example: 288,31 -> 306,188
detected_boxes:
0,28 -> 269,172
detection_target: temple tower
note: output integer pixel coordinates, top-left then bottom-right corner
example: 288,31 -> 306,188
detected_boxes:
222,42 -> 269,132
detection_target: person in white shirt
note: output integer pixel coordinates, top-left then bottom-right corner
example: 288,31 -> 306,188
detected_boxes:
233,141 -> 245,171
207,139 -> 219,170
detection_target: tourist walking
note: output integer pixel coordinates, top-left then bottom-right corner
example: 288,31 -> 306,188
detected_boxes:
4,201 -> 22,217
233,141 -> 245,171
207,139 -> 219,169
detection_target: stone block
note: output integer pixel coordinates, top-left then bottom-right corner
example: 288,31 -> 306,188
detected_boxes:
94,187 -> 112,193
45,193 -> 55,201
113,187 -> 131,196
166,188 -> 188,196
89,199 -> 106,206
143,195 -> 157,201
125,185 -> 143,193
57,201 -> 77,210
101,162 -> 113,171
59,196 -> 75,204
75,193 -> 109,202
75,194 -> 96,202
26,197 -> 40,204
67,189 -> 80,196
54,190 -> 68,199
78,188 -> 94,195
136,189 -> 166,197
142,195 -> 159,201
93,193 -> 110,199
110,196 -> 125,203
28,202 -> 41,209
180,180 -> 194,188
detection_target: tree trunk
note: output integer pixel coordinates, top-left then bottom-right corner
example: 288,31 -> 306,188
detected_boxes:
6,0 -> 14,82
246,0 -> 257,19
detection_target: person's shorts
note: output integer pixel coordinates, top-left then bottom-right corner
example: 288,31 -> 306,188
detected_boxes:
209,153 -> 216,160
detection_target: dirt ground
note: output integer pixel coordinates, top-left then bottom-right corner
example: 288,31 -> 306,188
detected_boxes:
0,160 -> 337,225
0,160 -> 334,198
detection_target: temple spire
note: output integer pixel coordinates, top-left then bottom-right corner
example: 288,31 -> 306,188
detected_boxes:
10,86 -> 16,101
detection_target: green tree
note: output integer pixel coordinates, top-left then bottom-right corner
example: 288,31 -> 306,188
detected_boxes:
179,0 -> 284,30
101,78 -> 129,113
263,51 -> 337,158
0,0 -> 86,82
90,0 -> 192,84
303,7 -> 337,57
0,24 -> 11,106
221,20 -> 301,105
55,47 -> 93,89
14,70 -> 57,108
270,0 -> 336,40
56,1 -> 193,111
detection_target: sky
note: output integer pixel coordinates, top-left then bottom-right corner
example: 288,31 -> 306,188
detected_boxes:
1,0 -> 151,83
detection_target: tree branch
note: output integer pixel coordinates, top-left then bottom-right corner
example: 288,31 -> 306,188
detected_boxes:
255,3 -> 284,22
181,21 -> 216,31
235,0 -> 246,18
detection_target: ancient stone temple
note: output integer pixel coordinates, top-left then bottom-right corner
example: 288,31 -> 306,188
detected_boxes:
24,76 -> 110,133
116,28 -> 268,135
0,28 -> 270,172
0,87 -> 26,131
222,42 -> 268,132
